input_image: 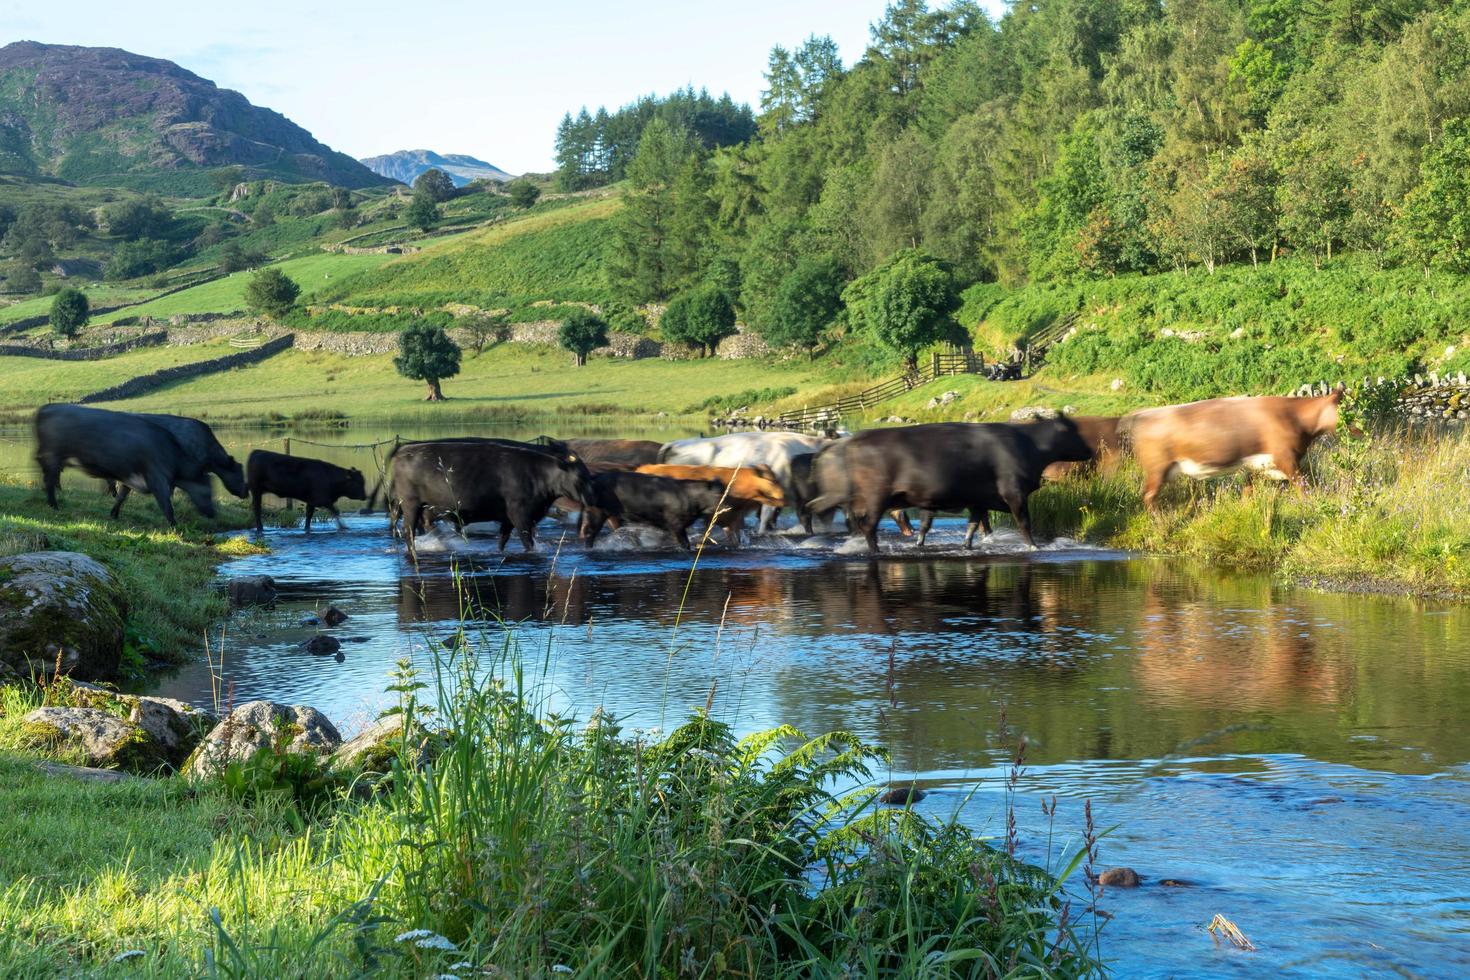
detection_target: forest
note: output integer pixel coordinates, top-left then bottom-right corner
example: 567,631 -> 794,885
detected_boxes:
554,0 -> 1470,380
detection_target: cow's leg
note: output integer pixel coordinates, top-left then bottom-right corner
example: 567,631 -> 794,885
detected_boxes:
892,509 -> 914,537
519,525 -> 536,552
675,526 -> 692,550
916,512 -> 934,547
756,503 -> 776,534
252,490 -> 265,533
963,509 -> 981,549
498,523 -> 513,551
147,477 -> 177,528
110,485 -> 131,519
303,505 -> 316,534
38,455 -> 62,509
799,505 -> 814,536
403,500 -> 422,553
1005,493 -> 1035,548
330,505 -> 345,531
1141,464 -> 1170,512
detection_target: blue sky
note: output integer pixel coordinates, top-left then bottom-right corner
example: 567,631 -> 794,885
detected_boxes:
0,1 -> 1004,174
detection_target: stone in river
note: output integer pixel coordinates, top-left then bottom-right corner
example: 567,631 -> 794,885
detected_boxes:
1098,867 -> 1141,888
878,785 -> 928,805
321,606 -> 349,626
303,635 -> 341,655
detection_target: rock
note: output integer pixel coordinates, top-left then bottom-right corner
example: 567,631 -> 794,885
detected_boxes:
129,696 -> 215,767
303,635 -> 341,656
878,785 -> 928,805
939,390 -> 961,405
321,606 -> 348,627
1098,867 -> 1141,888
299,615 -> 321,627
926,397 -> 940,409
0,552 -> 126,681
20,707 -> 167,772
35,760 -> 136,783
1158,878 -> 1193,888
331,715 -> 406,773
184,701 -> 341,779
227,575 -> 277,607
1010,406 -> 1060,422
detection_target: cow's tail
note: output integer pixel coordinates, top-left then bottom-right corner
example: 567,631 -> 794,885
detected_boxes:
804,441 -> 851,516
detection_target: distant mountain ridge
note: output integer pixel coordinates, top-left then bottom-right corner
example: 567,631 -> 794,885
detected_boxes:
360,149 -> 514,187
0,40 -> 390,189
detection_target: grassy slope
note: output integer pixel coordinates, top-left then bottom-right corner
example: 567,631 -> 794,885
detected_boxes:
0,340 -> 239,414
0,481 -> 264,663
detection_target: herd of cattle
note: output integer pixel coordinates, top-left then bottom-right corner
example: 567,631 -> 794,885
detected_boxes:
31,389 -> 1346,554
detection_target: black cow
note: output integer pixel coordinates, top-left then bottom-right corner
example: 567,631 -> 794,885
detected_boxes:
580,471 -> 727,550
791,450 -> 914,538
809,418 -> 1093,553
34,404 -> 217,527
106,412 -> 246,516
386,440 -> 597,552
246,450 -> 367,534
564,438 -> 663,473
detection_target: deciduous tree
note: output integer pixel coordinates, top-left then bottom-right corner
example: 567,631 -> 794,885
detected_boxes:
558,308 -> 609,366
394,323 -> 462,401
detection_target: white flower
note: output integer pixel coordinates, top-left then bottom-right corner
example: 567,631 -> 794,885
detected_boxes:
395,929 -> 435,943
552,966 -> 574,974
112,950 -> 147,963
415,934 -> 459,951
430,975 -> 461,980
449,964 -> 474,971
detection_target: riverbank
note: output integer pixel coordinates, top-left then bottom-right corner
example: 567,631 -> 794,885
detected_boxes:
0,639 -> 1102,977
1034,429 -> 1470,598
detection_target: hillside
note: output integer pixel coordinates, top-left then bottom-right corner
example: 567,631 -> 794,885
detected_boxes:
360,149 -> 513,187
0,41 -> 389,191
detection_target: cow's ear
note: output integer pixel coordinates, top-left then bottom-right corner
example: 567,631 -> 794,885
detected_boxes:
1329,386 -> 1344,404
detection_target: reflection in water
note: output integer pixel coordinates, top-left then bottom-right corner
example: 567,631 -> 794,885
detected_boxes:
128,515 -> 1470,978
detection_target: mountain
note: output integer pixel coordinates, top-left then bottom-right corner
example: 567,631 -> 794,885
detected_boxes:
0,41 -> 390,190
360,149 -> 514,187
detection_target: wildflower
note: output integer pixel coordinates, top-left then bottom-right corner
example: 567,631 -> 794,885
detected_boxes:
552,966 -> 574,974
415,935 -> 459,951
112,950 -> 147,963
394,929 -> 435,943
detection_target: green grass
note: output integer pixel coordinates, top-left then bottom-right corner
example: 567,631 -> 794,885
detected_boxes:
0,637 -> 1101,977
0,341 -> 240,417
0,480 -> 263,664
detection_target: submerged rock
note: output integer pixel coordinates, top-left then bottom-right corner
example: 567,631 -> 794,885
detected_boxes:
0,552 -> 126,681
303,635 -> 341,656
226,575 -> 277,607
20,706 -> 167,773
321,606 -> 349,627
184,701 -> 341,779
1098,867 -> 1141,888
878,785 -> 928,805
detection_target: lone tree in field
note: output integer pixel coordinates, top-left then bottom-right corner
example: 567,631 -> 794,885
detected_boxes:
660,284 -> 736,357
406,192 -> 439,232
412,168 -> 456,202
244,268 -> 301,318
842,249 -> 959,372
507,179 -> 541,209
395,323 -> 462,401
49,287 -> 89,338
558,308 -> 609,366
766,255 -> 846,354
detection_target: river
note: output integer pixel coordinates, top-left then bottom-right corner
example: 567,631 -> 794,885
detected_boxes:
5,421 -> 1470,976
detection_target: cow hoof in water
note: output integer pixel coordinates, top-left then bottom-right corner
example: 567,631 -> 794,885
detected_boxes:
879,785 -> 927,805
303,635 -> 341,656
1097,867 -> 1141,888
321,606 -> 348,627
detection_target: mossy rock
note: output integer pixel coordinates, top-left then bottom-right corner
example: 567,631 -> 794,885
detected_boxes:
0,552 -> 126,681
183,701 -> 340,779
19,707 -> 169,774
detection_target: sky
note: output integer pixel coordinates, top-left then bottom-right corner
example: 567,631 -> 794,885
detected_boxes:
0,0 -> 1002,175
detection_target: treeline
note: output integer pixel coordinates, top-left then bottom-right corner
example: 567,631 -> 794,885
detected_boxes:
573,0 -> 1470,365
553,87 -> 756,191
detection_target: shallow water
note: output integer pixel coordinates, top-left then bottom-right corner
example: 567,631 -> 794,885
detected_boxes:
143,513 -> 1470,978
6,421 -> 1470,975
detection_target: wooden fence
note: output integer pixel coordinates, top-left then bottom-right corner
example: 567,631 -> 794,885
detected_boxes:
775,348 -> 985,429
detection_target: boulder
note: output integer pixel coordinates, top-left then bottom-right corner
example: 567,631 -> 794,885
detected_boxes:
129,696 -> 216,767
226,575 -> 278,607
331,715 -> 406,773
321,606 -> 349,627
184,701 -> 341,779
1098,867 -> 1141,888
20,706 -> 167,773
1009,406 -> 1061,422
303,635 -> 341,655
0,552 -> 126,681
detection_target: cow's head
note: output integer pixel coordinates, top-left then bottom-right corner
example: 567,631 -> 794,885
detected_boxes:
1028,416 -> 1094,465
339,467 -> 368,501
217,457 -> 248,498
734,466 -> 786,508
556,454 -> 599,509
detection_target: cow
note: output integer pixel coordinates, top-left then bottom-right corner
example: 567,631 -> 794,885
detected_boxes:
1040,416 -> 1125,481
791,450 -> 914,537
808,418 -> 1094,553
581,471 -> 728,549
634,463 -> 786,544
564,439 -> 663,472
104,412 -> 246,516
245,450 -> 368,534
658,431 -> 830,532
385,440 -> 598,553
1125,391 -> 1346,510
34,404 -> 217,527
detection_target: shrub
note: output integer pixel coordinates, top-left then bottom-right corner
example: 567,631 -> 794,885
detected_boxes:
244,268 -> 302,318
49,287 -> 89,338
661,283 -> 736,356
764,255 -> 846,352
557,307 -> 609,366
507,179 -> 541,209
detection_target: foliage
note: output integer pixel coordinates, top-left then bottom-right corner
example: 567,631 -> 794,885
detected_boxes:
660,283 -> 736,356
607,118 -> 704,302
104,237 -> 175,280
218,728 -> 341,817
393,322 -> 462,400
219,241 -> 269,273
843,249 -> 959,370
47,287 -> 88,337
412,168 -> 455,203
506,179 -> 540,208
244,267 -> 301,318
689,385 -> 798,414
100,196 -> 173,241
1395,118 -> 1470,272
764,254 -> 846,350
458,311 -> 510,354
405,193 -> 439,232
556,307 -> 608,366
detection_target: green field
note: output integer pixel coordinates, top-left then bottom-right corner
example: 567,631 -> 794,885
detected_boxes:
0,341 -> 238,416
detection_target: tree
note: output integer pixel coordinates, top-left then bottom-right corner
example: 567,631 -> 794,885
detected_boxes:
49,287 -> 89,338
1395,118 -> 1470,273
842,249 -> 959,371
101,196 -> 172,241
558,308 -> 609,366
608,118 -> 701,302
220,241 -> 269,273
507,179 -> 541,208
406,192 -> 440,232
413,168 -> 456,202
394,323 -> 462,401
460,311 -> 510,355
765,256 -> 846,352
3,261 -> 42,294
244,268 -> 301,318
660,284 -> 736,356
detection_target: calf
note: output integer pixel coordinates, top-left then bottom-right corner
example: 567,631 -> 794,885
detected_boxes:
658,431 -> 829,532
634,463 -> 784,545
34,404 -> 216,527
246,450 -> 367,533
581,471 -> 728,549
1125,392 -> 1344,509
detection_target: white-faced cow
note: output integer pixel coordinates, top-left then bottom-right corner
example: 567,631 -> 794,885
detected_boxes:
1125,391 -> 1345,510
657,431 -> 828,532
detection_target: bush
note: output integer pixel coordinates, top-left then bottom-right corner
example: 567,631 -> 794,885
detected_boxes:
104,238 -> 175,280
49,287 -> 89,338
220,241 -> 269,273
557,308 -> 609,366
661,284 -> 736,356
395,322 -> 462,400
764,255 -> 846,351
507,179 -> 541,208
245,268 -> 302,318
406,193 -> 440,232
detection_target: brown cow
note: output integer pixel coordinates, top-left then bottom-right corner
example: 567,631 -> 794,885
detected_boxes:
635,463 -> 786,544
1126,391 -> 1344,510
565,438 -> 663,473
1041,416 -> 1125,481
